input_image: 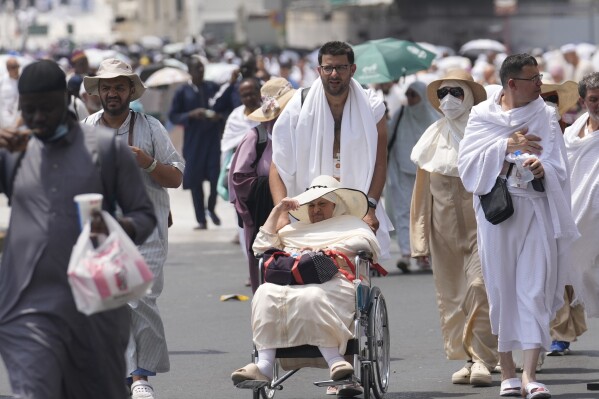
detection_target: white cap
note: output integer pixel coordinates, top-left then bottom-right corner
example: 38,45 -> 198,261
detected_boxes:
560,43 -> 577,54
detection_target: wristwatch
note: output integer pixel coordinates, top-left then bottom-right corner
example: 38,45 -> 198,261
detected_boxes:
367,197 -> 378,209
144,158 -> 158,173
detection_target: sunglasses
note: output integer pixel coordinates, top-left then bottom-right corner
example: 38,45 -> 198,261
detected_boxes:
437,87 -> 464,99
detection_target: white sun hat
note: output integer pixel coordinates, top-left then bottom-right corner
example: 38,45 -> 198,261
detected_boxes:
289,175 -> 368,223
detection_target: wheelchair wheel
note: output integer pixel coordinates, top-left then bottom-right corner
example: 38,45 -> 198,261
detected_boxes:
368,287 -> 390,399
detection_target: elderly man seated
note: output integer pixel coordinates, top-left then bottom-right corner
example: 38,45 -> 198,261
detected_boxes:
231,175 -> 381,396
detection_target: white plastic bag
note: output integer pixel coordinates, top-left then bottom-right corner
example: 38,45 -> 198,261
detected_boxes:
67,211 -> 154,315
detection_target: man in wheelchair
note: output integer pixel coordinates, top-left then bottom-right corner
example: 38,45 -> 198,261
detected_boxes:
231,175 -> 382,397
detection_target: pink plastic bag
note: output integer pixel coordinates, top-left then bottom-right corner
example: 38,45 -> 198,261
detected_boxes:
67,211 -> 154,315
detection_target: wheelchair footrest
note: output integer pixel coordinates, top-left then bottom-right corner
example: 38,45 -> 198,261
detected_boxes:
313,378 -> 353,387
235,380 -> 270,390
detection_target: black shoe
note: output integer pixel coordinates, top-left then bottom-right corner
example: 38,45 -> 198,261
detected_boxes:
396,256 -> 411,274
194,222 -> 207,230
207,210 -> 221,226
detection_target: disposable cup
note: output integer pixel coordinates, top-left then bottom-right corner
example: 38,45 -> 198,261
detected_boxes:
74,193 -> 104,229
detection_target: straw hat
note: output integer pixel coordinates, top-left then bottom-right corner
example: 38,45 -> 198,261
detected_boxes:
248,77 -> 296,122
289,175 -> 368,223
426,69 -> 487,113
83,58 -> 146,101
541,80 -> 580,116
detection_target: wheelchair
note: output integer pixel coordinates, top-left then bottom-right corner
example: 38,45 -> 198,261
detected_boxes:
235,250 -> 390,399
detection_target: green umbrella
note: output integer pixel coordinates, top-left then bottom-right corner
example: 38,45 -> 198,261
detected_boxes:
352,38 -> 436,84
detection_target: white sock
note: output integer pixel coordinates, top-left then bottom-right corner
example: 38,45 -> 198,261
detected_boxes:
319,346 -> 345,368
256,349 -> 275,379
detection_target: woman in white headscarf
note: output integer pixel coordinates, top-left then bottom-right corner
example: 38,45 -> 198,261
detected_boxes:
409,70 -> 499,387
386,80 -> 440,272
231,175 -> 381,397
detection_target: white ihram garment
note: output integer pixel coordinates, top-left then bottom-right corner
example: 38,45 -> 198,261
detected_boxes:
564,113 -> 599,317
458,91 -> 579,352
272,78 -> 392,258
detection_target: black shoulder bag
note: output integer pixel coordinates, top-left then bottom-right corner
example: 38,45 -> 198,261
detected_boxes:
479,163 -> 514,225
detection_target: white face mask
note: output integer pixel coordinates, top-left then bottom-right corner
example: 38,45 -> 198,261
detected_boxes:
439,94 -> 467,120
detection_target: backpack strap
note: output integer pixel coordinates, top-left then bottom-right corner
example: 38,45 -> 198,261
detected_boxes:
323,249 -> 356,281
250,124 -> 268,169
301,86 -> 310,107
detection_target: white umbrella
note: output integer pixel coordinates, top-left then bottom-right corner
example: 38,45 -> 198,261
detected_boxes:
163,58 -> 188,71
162,42 -> 186,55
140,35 -> 163,50
435,56 -> 472,74
84,49 -> 131,69
204,63 -> 238,85
145,67 -> 190,88
460,39 -> 506,55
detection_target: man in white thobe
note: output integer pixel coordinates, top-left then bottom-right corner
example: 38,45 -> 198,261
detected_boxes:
459,53 -> 578,398
563,72 -> 599,320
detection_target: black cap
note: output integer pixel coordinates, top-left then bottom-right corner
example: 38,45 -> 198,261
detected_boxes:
18,60 -> 66,95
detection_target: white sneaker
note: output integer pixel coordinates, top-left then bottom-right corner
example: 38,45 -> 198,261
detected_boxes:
131,380 -> 155,399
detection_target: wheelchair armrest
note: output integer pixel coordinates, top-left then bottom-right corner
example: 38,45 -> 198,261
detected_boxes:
356,250 -> 373,261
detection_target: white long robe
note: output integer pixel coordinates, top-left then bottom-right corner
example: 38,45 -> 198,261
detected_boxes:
272,78 -> 392,258
564,113 -> 599,317
458,91 -> 579,352
251,215 -> 381,354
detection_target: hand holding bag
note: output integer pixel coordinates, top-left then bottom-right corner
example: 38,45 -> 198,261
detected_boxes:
479,163 -> 514,225
67,211 -> 154,315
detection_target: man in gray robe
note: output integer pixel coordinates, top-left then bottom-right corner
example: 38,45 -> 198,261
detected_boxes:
0,60 -> 156,398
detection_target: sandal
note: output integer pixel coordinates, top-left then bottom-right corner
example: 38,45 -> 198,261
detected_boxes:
523,381 -> 551,399
500,378 -> 521,397
130,380 -> 155,399
330,360 -> 353,380
231,363 -> 270,385
337,383 -> 363,397
326,385 -> 338,395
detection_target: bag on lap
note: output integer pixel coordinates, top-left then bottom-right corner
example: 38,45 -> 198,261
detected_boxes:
262,248 -> 340,285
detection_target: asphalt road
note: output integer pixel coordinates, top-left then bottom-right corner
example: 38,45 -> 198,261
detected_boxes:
0,187 -> 598,398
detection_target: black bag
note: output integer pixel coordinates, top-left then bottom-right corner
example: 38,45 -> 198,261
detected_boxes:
479,164 -> 514,225
262,248 -> 340,285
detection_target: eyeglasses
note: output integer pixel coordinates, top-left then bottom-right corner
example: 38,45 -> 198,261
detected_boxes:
6,65 -> 19,70
511,74 -> 543,83
436,87 -> 464,99
319,64 -> 351,75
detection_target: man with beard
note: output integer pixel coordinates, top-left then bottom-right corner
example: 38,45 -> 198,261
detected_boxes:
82,58 -> 184,399
269,41 -> 391,266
